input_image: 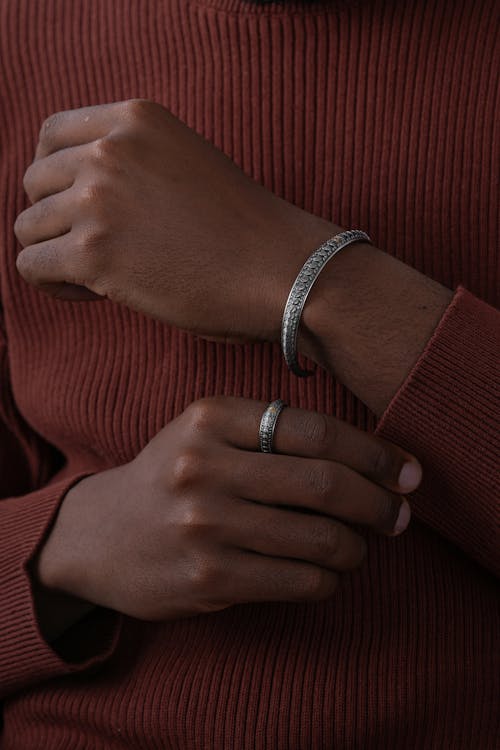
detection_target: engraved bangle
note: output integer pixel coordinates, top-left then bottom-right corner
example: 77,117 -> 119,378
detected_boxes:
281,229 -> 372,377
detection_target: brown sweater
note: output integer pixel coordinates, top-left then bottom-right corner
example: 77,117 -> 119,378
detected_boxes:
0,0 -> 499,747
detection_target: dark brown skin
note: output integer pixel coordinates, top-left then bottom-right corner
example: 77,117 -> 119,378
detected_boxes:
35,397 -> 422,640
14,99 -> 453,417
14,99 -> 325,341
14,99 -> 452,640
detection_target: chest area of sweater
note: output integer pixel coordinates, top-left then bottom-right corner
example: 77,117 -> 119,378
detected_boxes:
5,529 -> 498,749
5,290 -> 347,466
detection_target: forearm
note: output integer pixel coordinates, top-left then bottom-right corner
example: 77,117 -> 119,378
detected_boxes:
295,227 -> 454,418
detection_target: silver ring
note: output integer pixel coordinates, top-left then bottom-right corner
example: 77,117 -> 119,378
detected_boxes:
259,399 -> 287,453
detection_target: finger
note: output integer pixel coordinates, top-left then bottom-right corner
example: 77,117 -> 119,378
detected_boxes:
34,101 -> 131,160
14,190 -> 74,247
210,397 -> 422,494
225,450 -> 409,536
16,233 -> 104,301
215,549 -> 341,605
23,147 -> 83,203
224,498 -> 367,571
16,235 -> 77,288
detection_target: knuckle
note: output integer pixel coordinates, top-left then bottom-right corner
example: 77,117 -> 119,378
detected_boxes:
77,182 -> 111,222
171,449 -> 206,492
179,499 -> 210,534
314,521 -> 340,559
39,111 -> 63,143
78,181 -> 104,208
122,98 -> 159,123
307,465 -> 335,506
184,398 -> 220,435
90,136 -> 120,165
189,556 -> 220,590
301,412 -> 330,456
79,222 -> 108,249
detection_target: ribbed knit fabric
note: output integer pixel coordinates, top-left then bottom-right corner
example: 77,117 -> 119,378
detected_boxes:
0,0 -> 499,748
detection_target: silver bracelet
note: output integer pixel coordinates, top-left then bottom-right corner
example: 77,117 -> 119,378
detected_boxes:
281,229 -> 372,377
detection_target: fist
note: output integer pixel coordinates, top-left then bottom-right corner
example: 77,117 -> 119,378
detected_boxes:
14,100 -> 337,341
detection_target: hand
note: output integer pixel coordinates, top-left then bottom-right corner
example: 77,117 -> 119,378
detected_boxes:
14,100 -> 337,342
36,397 -> 422,621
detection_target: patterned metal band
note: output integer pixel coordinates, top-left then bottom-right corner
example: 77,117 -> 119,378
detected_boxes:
281,229 -> 372,377
258,399 -> 287,453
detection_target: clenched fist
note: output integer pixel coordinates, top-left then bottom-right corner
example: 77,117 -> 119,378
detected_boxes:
15,99 -> 340,342
37,397 -> 422,623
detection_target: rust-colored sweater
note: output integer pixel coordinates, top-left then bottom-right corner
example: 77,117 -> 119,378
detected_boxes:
0,1 -> 498,748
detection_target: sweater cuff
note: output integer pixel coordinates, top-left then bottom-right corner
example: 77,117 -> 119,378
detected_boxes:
374,285 -> 500,575
0,473 -> 122,698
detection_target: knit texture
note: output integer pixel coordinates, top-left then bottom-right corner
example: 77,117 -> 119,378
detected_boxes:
0,0 -> 499,748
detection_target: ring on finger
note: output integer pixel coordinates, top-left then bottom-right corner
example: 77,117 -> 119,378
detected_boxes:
258,399 -> 287,453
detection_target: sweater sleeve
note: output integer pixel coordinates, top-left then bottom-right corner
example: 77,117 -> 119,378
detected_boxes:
374,285 -> 500,577
0,315 -> 122,700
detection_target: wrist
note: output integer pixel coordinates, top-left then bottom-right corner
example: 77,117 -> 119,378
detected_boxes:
298,239 -> 377,368
265,205 -> 341,343
296,241 -> 454,416
30,476 -> 101,642
35,475 -> 97,595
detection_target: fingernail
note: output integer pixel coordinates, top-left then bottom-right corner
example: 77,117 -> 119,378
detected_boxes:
398,461 -> 422,491
393,500 -> 411,535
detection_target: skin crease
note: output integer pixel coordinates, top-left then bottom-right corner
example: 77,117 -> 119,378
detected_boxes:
12,99 -> 454,641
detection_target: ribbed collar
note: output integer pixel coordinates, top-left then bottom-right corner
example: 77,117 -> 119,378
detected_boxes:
190,0 -> 337,14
